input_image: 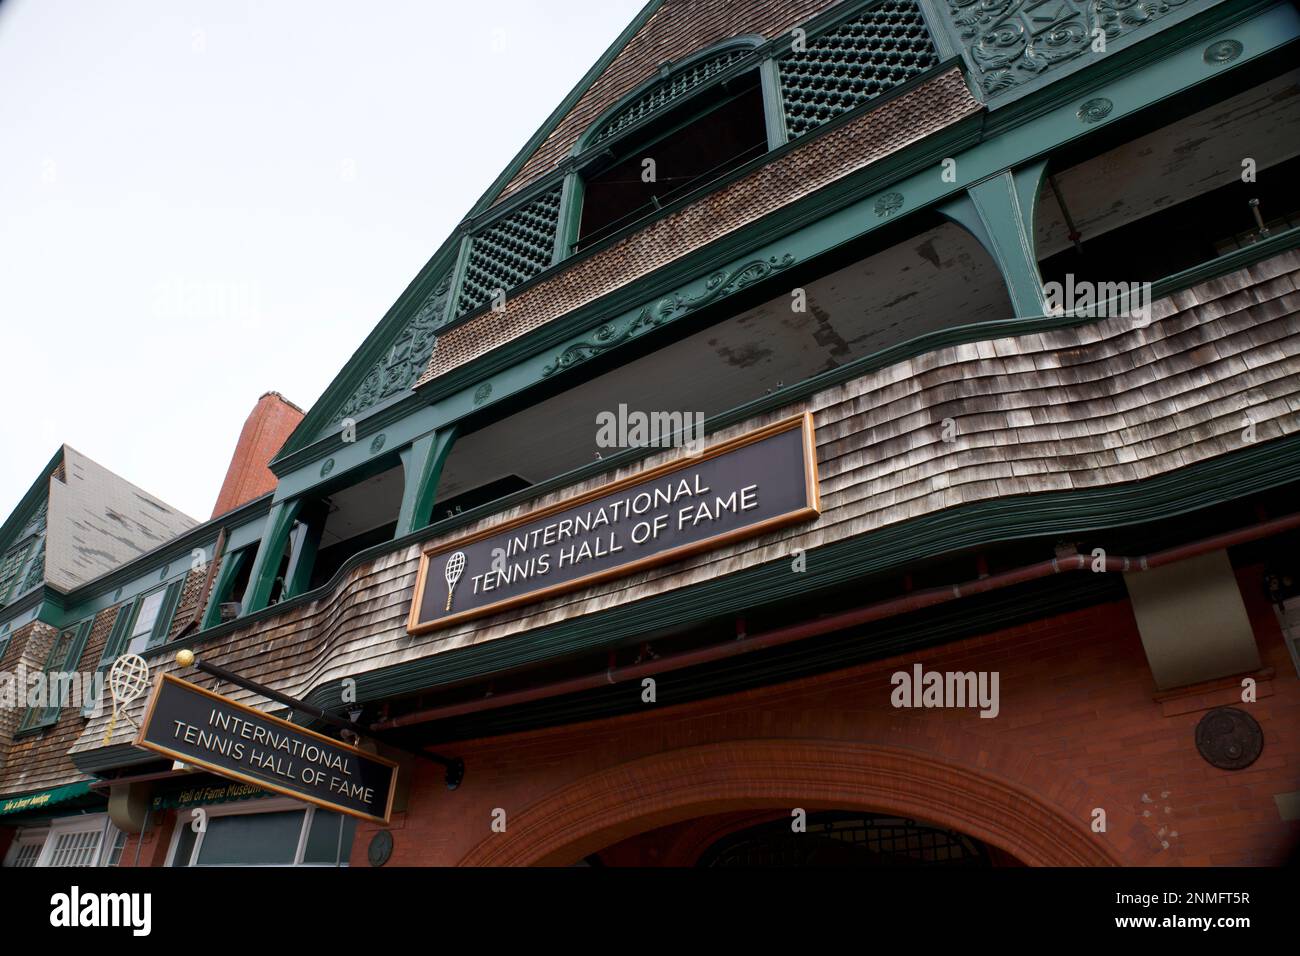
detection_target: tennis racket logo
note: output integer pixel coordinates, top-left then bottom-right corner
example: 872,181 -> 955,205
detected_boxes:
103,653 -> 151,745
444,551 -> 466,611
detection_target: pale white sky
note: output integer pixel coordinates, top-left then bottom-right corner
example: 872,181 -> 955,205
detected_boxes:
0,0 -> 646,524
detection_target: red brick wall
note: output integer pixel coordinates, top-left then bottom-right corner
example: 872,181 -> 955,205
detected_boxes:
347,562 -> 1298,867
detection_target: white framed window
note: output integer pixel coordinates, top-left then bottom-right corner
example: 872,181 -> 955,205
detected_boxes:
164,797 -> 356,867
2,814 -> 122,867
3,828 -> 48,867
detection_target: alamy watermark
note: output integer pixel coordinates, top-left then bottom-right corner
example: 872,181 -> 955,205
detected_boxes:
596,404 -> 706,457
0,664 -> 105,715
890,664 -> 1000,718
1043,274 -> 1152,328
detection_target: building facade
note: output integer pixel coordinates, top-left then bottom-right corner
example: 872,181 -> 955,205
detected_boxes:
3,0 -> 1300,868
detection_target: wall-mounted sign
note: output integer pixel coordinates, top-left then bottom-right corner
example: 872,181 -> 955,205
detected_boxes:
409,413 -> 820,634
134,674 -> 398,824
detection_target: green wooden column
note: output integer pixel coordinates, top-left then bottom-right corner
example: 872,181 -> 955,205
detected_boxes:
282,500 -> 328,600
201,547 -> 247,630
940,161 -> 1049,318
395,425 -> 459,537
241,498 -> 304,614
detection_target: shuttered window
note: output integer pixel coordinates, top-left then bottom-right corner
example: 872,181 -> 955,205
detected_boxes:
16,619 -> 93,734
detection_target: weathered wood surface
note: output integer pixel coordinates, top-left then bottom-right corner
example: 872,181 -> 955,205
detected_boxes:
58,250 -> 1300,766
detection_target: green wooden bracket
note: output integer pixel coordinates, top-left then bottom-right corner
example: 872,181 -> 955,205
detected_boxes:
241,498 -> 304,615
395,425 -> 460,538
940,161 -> 1049,318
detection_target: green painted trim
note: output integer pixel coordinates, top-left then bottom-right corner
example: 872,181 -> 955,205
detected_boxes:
941,161 -> 1049,317
552,171 -> 580,264
437,56 -> 961,335
283,502 -> 327,600
979,0 -> 1285,132
759,56 -> 789,149
273,0 -> 668,463
304,431 -> 1300,709
203,546 -> 250,630
570,35 -> 768,157
463,0 -> 666,220
0,447 -> 59,555
916,0 -> 962,63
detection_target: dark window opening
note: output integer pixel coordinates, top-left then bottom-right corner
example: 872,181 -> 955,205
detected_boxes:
292,459 -> 406,594
433,475 -> 530,524
1036,68 -> 1300,290
1039,153 -> 1300,289
577,71 -> 767,250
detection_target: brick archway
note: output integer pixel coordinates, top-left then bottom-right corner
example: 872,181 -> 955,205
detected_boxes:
460,739 -> 1146,866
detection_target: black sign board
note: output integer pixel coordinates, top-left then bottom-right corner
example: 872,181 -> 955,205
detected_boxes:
135,674 -> 398,823
409,413 -> 820,633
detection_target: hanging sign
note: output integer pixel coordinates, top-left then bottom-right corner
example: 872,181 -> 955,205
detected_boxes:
409,412 -> 820,633
134,674 -> 398,824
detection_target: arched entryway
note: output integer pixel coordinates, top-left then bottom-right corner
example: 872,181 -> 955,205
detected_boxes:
459,739 -> 1135,866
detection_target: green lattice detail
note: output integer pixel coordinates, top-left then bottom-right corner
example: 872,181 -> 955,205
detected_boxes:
456,185 -> 563,317
778,1 -> 938,139
591,48 -> 755,146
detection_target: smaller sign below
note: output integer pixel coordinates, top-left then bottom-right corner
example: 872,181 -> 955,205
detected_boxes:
135,674 -> 398,824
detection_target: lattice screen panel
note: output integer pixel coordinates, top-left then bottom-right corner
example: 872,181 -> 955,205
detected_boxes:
456,184 -> 564,318
778,1 -> 938,139
591,47 -> 755,146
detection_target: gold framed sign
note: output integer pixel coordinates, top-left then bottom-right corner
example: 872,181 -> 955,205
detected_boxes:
134,673 -> 399,824
409,412 -> 820,634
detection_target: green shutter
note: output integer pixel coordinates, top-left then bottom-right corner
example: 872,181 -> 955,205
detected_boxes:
19,619 -> 92,733
149,579 -> 185,649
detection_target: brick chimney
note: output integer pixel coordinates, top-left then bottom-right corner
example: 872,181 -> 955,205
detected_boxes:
211,392 -> 304,519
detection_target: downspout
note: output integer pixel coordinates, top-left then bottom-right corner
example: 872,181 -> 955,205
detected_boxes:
373,511 -> 1300,731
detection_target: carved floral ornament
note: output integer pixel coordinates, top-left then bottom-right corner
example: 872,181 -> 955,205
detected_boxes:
542,255 -> 797,377
330,271 -> 453,426
944,0 -> 1193,97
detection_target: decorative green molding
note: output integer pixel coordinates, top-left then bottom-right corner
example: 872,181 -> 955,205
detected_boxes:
329,270 -> 452,427
541,254 -> 797,377
932,0 -> 1225,103
583,42 -> 761,149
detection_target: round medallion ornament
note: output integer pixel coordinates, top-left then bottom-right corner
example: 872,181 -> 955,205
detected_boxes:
1077,97 -> 1113,124
473,382 -> 493,406
368,830 -> 394,867
369,433 -> 387,454
159,564 -> 169,580
874,192 -> 904,218
1203,39 -> 1243,65
1194,707 -> 1262,770
320,458 -> 335,478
